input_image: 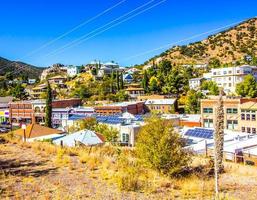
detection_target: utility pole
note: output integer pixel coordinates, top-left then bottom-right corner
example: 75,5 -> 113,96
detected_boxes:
214,89 -> 225,198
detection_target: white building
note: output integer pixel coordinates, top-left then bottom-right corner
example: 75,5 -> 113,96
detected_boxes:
66,65 -> 82,77
211,65 -> 257,93
189,78 -> 204,90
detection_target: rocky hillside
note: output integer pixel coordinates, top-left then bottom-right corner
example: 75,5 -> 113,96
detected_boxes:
0,57 -> 43,79
148,17 -> 257,66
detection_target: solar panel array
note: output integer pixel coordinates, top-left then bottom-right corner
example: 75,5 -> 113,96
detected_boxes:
96,116 -> 124,124
185,128 -> 214,139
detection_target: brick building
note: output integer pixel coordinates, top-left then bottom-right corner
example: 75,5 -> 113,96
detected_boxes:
94,102 -> 145,115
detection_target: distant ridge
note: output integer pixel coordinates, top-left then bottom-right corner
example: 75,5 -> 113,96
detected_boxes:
0,56 -> 43,79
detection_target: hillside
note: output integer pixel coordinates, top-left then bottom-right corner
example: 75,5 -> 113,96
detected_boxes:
0,57 -> 43,79
147,17 -> 257,66
1,136 -> 257,199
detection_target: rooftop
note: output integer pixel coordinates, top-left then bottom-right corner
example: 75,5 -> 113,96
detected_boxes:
145,99 -> 176,105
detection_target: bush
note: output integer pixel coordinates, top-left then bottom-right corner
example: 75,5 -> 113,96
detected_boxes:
136,117 -> 191,177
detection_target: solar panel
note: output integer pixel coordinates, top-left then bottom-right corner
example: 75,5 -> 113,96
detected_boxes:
185,128 -> 214,139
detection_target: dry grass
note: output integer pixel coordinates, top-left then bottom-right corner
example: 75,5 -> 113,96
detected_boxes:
1,134 -> 257,199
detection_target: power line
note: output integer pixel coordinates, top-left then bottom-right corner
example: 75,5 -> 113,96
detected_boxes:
43,0 -> 163,58
19,0 -> 127,60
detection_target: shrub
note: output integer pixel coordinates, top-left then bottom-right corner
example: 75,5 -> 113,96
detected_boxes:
136,117 -> 191,177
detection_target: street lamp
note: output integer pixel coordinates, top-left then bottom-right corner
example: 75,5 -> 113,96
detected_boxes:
21,124 -> 26,142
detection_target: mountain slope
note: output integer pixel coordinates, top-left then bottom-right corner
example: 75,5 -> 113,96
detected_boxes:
147,17 -> 257,65
0,57 -> 43,79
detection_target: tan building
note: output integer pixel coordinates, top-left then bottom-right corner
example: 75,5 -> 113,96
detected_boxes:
137,95 -> 166,101
31,84 -> 47,99
201,97 -> 257,134
145,99 -> 176,114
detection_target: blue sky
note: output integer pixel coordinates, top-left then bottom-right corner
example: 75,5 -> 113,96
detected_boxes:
0,0 -> 256,67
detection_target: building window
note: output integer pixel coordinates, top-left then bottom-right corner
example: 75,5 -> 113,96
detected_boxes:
203,119 -> 213,128
241,114 -> 245,120
122,133 -> 129,143
203,108 -> 213,114
247,127 -> 251,133
252,114 -> 256,121
242,127 -> 245,132
227,120 -> 238,130
246,114 -> 251,121
227,108 -> 238,114
252,128 -> 256,134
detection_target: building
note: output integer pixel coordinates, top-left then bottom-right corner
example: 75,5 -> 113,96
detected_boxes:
52,107 -> 94,129
162,114 -> 201,127
94,102 -> 145,115
48,75 -> 67,88
13,124 -> 64,142
96,112 -> 144,146
189,78 -> 204,90
0,97 -> 13,123
53,130 -> 104,147
201,96 -> 257,134
31,84 -> 47,99
9,99 -> 83,127
28,79 -> 36,84
211,65 -> 257,93
66,65 -> 82,77
145,99 -> 177,114
137,95 -> 166,101
123,73 -> 133,83
97,61 -> 121,77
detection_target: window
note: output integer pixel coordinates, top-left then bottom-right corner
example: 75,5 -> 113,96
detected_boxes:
252,128 -> 256,134
227,108 -> 238,114
252,114 -> 256,121
228,71 -> 232,74
247,114 -> 251,121
242,127 -> 245,132
213,72 -> 217,75
203,108 -> 213,113
247,127 -> 251,133
241,114 -> 245,120
229,83 -> 232,87
227,120 -> 238,130
203,119 -> 213,128
122,133 -> 129,143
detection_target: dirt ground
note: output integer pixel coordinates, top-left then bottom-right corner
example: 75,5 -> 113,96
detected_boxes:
1,139 -> 257,200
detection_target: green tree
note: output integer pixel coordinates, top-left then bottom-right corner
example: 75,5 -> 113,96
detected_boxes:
116,71 -> 120,91
162,67 -> 185,97
79,118 -> 97,130
45,81 -> 52,128
149,76 -> 159,93
136,117 -> 191,177
11,83 -> 27,100
142,70 -> 149,92
95,124 -> 118,143
236,74 -> 257,97
201,80 -> 219,95
120,72 -> 124,90
185,90 -> 203,114
115,90 -> 129,102
209,57 -> 221,68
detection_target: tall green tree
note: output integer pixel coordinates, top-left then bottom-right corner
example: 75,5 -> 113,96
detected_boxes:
45,81 -> 53,128
116,71 -> 120,91
142,70 -> 149,92
149,76 -> 159,93
120,72 -> 124,89
236,74 -> 257,97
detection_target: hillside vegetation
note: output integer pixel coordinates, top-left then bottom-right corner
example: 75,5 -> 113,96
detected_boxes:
1,135 -> 257,199
147,17 -> 257,66
0,57 -> 43,79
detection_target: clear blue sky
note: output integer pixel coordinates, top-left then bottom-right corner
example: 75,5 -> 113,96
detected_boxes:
0,0 -> 256,67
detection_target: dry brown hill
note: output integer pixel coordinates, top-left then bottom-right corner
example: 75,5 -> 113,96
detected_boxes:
147,17 -> 257,66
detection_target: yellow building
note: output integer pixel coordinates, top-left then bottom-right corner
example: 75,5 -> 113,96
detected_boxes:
201,97 -> 257,134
